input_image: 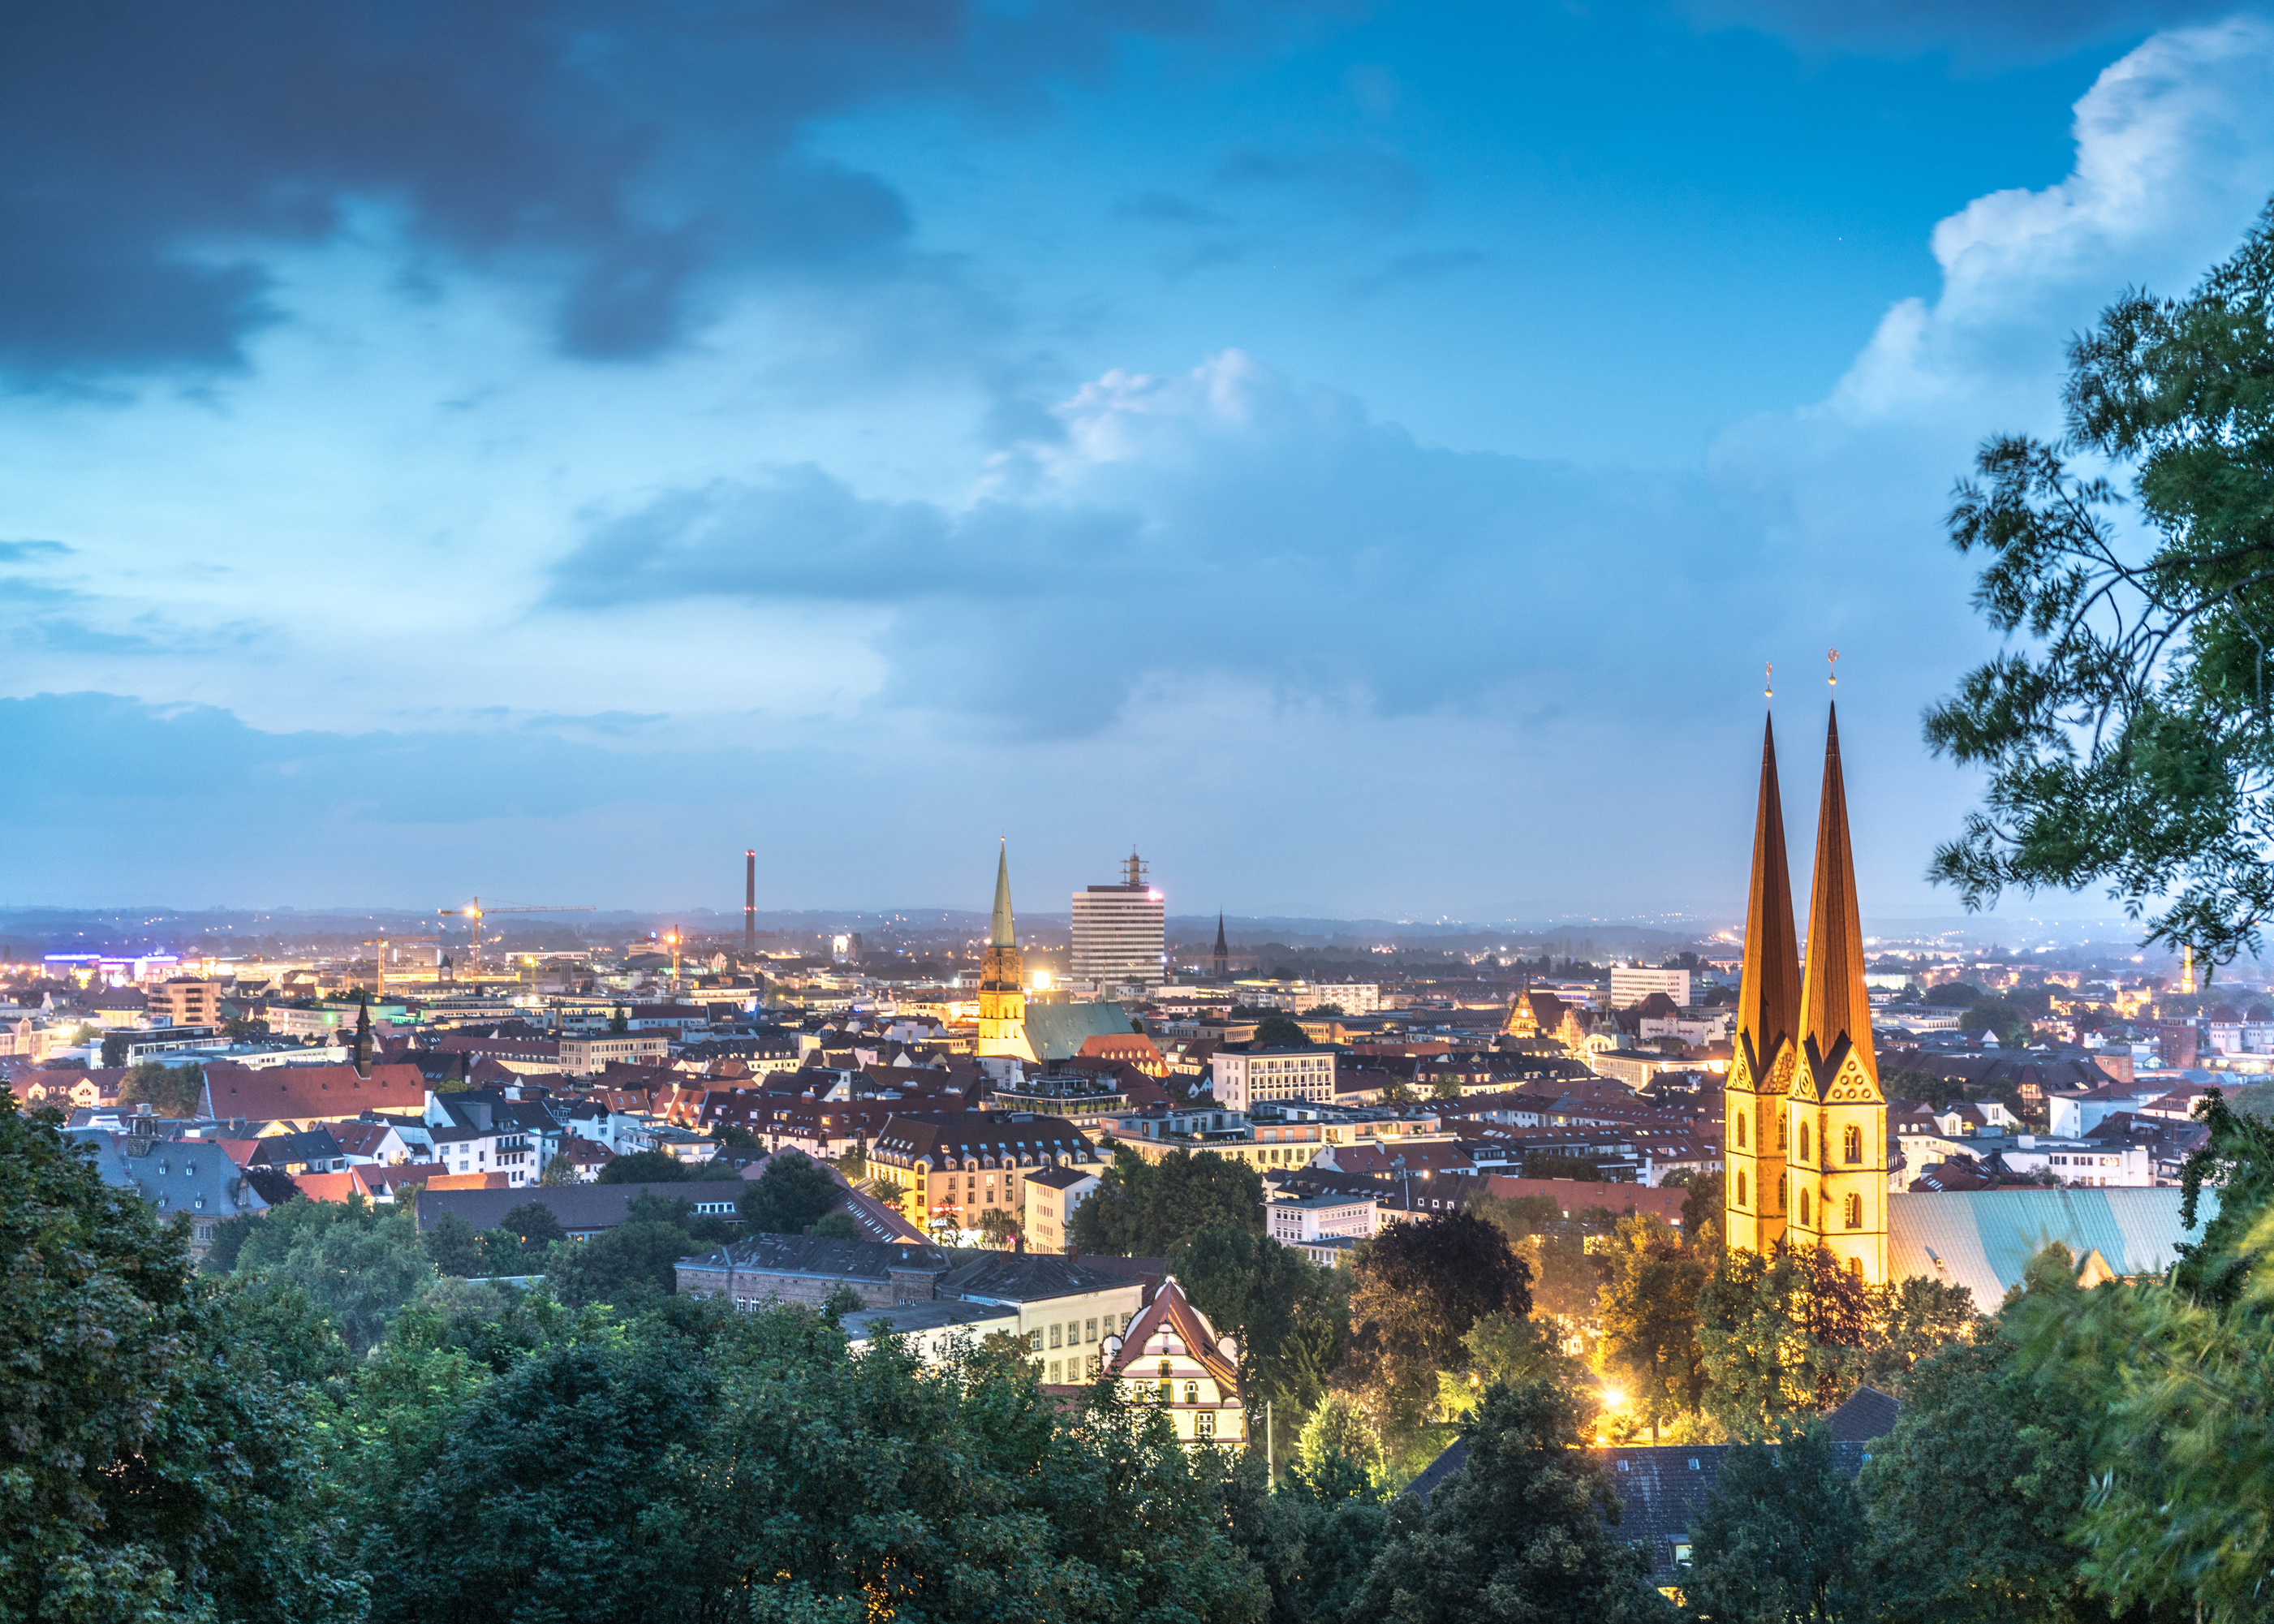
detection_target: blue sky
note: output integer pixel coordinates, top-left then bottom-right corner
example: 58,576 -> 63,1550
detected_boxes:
5,0 -> 2273,921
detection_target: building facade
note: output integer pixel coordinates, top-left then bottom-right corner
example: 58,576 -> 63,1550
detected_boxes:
1609,967 -> 1693,1008
1102,1275 -> 1247,1446
1070,852 -> 1165,991
1209,1045 -> 1337,1115
867,1109 -> 1104,1235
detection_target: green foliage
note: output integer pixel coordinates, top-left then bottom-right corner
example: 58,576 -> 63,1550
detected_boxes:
0,1095 -> 364,1623
1522,1152 -> 1604,1181
596,1148 -> 693,1183
1066,1145 -> 1266,1257
1170,1224 -> 1350,1415
1221,1445 -> 1385,1624
738,1148 -> 840,1234
1340,1212 -> 1533,1461
811,1209 -> 862,1240
714,1121 -> 762,1149
1350,1380 -> 1662,1624
420,1208 -> 489,1277
1595,1214 -> 1708,1437
118,1060 -> 205,1118
497,1199 -> 566,1252
1962,998 -> 2035,1045
1862,1330 -> 2106,1623
2174,1087 -> 2274,1305
542,1220 -> 698,1309
1698,1245 -> 1979,1437
1923,200 -> 2274,963
1251,1015 -> 1311,1049
1679,1428 -> 1872,1624
252,1200 -> 436,1355
975,1206 -> 1023,1247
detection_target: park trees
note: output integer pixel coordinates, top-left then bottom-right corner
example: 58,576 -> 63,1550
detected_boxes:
1067,1146 -> 1265,1257
1171,1224 -> 1350,1418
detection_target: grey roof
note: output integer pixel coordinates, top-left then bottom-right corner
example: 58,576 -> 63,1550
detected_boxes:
414,1182 -> 734,1234
71,1130 -> 269,1226
1405,1407 -> 1893,1581
1022,1002 -> 1140,1061
1886,1186 -> 2219,1307
1023,1165 -> 1096,1191
842,1299 -> 1021,1342
686,1233 -> 952,1282
937,1251 -> 1139,1304
1825,1385 -> 1901,1442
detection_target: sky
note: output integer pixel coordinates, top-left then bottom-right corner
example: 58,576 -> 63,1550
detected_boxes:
5,0 -> 2274,923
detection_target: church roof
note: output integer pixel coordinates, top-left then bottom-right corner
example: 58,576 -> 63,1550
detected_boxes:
1795,702 -> 1876,1097
1022,1002 -> 1140,1062
1886,1186 -> 2218,1306
1736,713 -> 1801,1082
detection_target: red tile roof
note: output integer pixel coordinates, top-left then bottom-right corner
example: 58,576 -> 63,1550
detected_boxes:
201,1062 -> 427,1122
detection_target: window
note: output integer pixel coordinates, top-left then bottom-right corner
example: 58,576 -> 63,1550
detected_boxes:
1843,1124 -> 1863,1164
1184,1381 -> 1199,1405
1735,1114 -> 1746,1148
1085,1317 -> 1098,1342
1029,1330 -> 1044,1352
1845,1192 -> 1863,1229
1798,1188 -> 1811,1226
1196,1411 -> 1216,1438
1048,1359 -> 1062,1383
1797,1122 -> 1810,1161
1049,1324 -> 1062,1349
1735,1170 -> 1746,1208
1777,1114 -> 1787,1150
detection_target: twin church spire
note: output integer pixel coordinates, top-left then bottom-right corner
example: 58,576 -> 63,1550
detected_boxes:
1724,687 -> 1886,1284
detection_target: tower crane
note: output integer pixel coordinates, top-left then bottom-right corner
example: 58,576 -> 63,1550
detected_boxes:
436,898 -> 594,976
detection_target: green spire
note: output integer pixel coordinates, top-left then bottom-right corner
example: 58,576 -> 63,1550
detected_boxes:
991,839 -> 1015,948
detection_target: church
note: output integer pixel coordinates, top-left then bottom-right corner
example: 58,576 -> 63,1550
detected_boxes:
1723,696 -> 1889,1283
975,842 -> 1149,1065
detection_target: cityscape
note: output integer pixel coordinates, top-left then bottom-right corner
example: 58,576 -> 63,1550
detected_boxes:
10,3 -> 2274,1622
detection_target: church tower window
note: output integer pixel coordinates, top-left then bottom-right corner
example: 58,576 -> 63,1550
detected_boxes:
1736,1170 -> 1746,1207
1798,1188 -> 1811,1226
1735,1114 -> 1747,1148
1797,1122 -> 1810,1162
1845,1191 -> 1863,1229
1843,1124 -> 1862,1164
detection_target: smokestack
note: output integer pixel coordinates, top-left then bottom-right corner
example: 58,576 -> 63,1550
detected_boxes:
744,849 -> 756,958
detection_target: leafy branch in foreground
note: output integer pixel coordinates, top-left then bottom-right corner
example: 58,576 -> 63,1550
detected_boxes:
1925,197 -> 2274,966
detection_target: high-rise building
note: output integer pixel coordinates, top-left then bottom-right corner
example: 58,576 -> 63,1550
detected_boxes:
978,842 -> 1033,1061
1609,966 -> 1693,1008
1780,702 -> 1889,1285
1071,851 -> 1165,992
1723,715 -> 1800,1259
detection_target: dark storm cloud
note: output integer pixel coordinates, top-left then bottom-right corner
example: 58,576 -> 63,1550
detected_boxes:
0,0 -> 1338,380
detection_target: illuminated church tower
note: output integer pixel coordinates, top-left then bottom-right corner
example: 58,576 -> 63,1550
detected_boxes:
977,842 -> 1034,1061
1782,700 -> 1889,1283
1723,715 -> 1800,1256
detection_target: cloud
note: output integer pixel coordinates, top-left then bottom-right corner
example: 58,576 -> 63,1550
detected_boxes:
552,351 -> 1750,733
0,539 -> 72,562
1213,144 -> 1427,230
0,0 -> 1334,381
1677,0 -> 2256,61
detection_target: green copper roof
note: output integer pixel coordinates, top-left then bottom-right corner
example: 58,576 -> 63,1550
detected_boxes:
1887,1186 -> 2218,1307
990,841 -> 1015,949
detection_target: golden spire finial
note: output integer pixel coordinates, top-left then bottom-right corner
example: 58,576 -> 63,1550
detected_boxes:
1828,648 -> 1840,686
1765,661 -> 1773,704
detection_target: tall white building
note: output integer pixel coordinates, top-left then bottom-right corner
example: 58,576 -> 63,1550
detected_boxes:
1609,966 -> 1691,1008
1070,851 -> 1165,991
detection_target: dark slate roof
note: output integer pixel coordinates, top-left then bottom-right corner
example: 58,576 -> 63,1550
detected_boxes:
414,1181 -> 737,1234
937,1251 -> 1139,1304
1403,1395 -> 1899,1581
686,1233 -> 953,1282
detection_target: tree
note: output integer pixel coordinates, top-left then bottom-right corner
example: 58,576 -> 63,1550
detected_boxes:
607,1003 -> 629,1034
975,1208 -> 1023,1248
1348,1380 -> 1660,1624
496,1200 -> 566,1258
1251,1014 -> 1310,1049
739,1149 -> 840,1234
256,1201 -> 436,1355
0,1096 -> 363,1623
2173,1086 -> 2274,1306
1669,1168 -> 1725,1253
1678,1428 -> 1872,1624
811,1210 -> 861,1240
1595,1213 -> 1708,1437
596,1148 -> 693,1184
421,1208 -> 490,1277
1340,1212 -> 1532,1461
1170,1224 -> 1350,1415
118,1059 -> 204,1118
543,1220 -> 699,1308
1428,1075 -> 1463,1101
1923,200 -> 2274,966
538,1151 -> 579,1185
1962,999 -> 2033,1045
1067,1146 -> 1265,1257
99,1031 -> 130,1068
1862,1331 -> 2106,1623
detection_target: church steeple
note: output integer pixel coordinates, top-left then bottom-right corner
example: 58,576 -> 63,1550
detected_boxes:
1785,696 -> 1887,1284
1725,713 -> 1801,1256
1212,911 -> 1229,980
1738,715 -> 1802,1079
1794,703 -> 1876,1099
990,839 -> 1015,949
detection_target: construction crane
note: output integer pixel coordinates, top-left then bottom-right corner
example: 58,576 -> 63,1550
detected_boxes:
436,898 -> 594,976
360,933 -> 441,1001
